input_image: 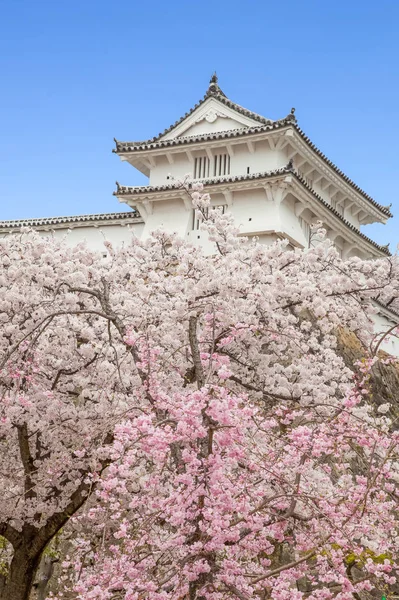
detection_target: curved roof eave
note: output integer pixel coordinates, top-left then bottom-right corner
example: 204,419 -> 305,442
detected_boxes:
114,166 -> 391,257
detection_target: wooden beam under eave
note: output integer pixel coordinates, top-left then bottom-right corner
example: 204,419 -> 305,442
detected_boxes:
296,156 -> 307,169
134,201 -> 147,219
226,144 -> 234,157
222,190 -> 233,206
305,168 -> 317,181
180,193 -> 193,211
275,136 -> 288,151
342,242 -> 355,259
166,153 -> 174,165
343,199 -> 355,211
335,194 -> 345,206
142,199 -> 153,215
295,200 -> 310,217
140,158 -> 152,171
357,210 -> 369,224
147,155 -> 156,168
247,140 -> 255,154
286,146 -> 297,161
327,229 -> 340,242
263,185 -> 274,203
350,205 -> 362,217
301,162 -> 315,176
312,172 -> 323,185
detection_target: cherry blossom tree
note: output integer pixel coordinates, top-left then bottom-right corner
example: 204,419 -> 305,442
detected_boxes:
0,231 -> 145,600
1,183 -> 399,600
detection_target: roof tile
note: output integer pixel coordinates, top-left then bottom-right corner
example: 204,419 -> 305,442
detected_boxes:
0,211 -> 142,229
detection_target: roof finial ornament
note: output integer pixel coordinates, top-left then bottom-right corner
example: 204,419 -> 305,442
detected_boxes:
286,107 -> 297,123
207,71 -> 226,97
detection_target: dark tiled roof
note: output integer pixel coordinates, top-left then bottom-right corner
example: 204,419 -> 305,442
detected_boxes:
293,125 -> 392,218
113,76 -> 391,219
113,119 -> 293,152
113,74 -> 276,149
114,168 -> 291,196
373,297 -> 399,320
0,211 -> 142,229
114,166 -> 391,257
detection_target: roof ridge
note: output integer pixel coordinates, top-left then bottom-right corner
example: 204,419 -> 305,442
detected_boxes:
114,118 -> 292,151
0,211 -> 142,228
114,74 -> 283,149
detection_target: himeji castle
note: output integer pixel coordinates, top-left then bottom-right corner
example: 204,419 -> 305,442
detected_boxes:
0,74 -> 397,353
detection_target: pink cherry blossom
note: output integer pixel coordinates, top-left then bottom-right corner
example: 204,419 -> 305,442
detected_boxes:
1,182 -> 399,600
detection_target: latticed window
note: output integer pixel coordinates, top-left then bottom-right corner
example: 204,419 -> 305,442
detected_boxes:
213,153 -> 230,177
193,154 -> 231,179
194,156 -> 210,179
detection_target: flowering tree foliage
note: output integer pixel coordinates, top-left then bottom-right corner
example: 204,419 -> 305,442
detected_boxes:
1,185 -> 399,600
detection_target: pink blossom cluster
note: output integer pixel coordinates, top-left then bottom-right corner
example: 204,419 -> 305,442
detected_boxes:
1,182 -> 399,599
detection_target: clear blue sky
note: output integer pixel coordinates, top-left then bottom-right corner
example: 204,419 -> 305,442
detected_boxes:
1,0 -> 398,248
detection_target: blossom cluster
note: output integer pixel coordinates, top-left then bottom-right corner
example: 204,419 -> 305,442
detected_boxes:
1,183 -> 399,600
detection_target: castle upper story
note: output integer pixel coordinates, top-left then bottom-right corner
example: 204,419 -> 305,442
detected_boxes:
113,74 -> 392,259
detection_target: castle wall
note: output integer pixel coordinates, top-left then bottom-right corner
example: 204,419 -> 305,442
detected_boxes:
0,222 -> 144,254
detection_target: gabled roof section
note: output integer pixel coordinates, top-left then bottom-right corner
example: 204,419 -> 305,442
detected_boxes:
114,74 -> 284,150
113,75 -> 392,220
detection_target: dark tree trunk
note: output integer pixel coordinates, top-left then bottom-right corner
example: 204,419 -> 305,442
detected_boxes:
1,548 -> 40,600
36,555 -> 56,600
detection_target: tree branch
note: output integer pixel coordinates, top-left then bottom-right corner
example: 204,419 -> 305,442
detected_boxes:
188,315 -> 204,389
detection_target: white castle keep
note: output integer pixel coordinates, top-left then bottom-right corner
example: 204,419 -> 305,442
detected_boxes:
1,75 -> 397,354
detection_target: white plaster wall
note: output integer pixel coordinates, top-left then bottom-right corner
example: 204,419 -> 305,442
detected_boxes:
230,142 -> 286,175
136,187 -> 312,251
0,223 -> 145,253
149,142 -> 289,187
279,198 -> 308,247
138,188 -> 298,253
229,189 -> 278,235
149,153 -> 192,186
140,198 -> 192,239
371,312 -> 399,357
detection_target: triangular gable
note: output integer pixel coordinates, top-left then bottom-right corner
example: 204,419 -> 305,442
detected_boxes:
160,96 -> 264,141
114,75 -> 275,148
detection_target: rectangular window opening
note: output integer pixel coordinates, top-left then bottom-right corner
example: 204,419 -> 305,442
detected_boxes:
194,156 -> 210,179
211,153 -> 230,177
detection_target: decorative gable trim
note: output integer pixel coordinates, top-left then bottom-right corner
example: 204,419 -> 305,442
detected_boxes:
114,74 -> 275,148
160,95 -> 261,140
